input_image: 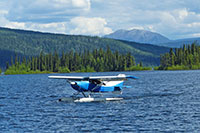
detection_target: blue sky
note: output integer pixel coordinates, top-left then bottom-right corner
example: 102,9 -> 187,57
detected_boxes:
1,0 -> 200,39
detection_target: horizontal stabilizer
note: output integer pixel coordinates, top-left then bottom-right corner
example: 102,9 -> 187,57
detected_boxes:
126,75 -> 139,79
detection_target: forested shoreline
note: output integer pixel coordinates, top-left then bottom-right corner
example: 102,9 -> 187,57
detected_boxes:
4,47 -> 151,75
158,42 -> 200,70
3,42 -> 200,74
0,27 -> 170,67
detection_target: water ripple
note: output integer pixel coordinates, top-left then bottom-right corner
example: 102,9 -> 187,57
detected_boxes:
1,71 -> 200,132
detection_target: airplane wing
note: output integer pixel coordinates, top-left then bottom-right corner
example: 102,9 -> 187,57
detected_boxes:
48,76 -> 88,80
88,74 -> 138,80
48,74 -> 138,81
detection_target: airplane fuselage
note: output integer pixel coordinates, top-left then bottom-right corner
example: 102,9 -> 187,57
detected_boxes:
70,80 -> 124,92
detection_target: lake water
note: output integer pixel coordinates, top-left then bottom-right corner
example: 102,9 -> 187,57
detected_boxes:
1,70 -> 200,132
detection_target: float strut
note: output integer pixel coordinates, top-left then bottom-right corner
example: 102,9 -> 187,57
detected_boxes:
81,92 -> 87,97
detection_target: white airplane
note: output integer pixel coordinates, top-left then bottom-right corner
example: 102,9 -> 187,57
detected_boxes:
48,74 -> 138,102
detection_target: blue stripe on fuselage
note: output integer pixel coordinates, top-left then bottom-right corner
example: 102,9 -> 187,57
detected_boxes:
71,81 -> 124,92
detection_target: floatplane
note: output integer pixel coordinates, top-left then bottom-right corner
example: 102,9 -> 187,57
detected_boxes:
48,74 -> 138,102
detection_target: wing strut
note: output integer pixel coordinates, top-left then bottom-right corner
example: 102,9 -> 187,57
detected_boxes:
81,92 -> 86,97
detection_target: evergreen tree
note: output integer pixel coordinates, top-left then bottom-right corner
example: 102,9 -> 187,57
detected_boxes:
49,53 -> 53,72
160,42 -> 200,70
139,62 -> 143,67
169,48 -> 175,66
34,57 -> 38,71
39,51 -> 45,71
6,62 -> 9,69
61,51 -> 65,67
5,47 -> 141,74
53,51 -> 60,72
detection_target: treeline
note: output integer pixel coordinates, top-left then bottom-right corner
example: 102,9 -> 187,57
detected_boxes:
158,42 -> 200,70
5,47 -> 150,74
0,27 -> 170,66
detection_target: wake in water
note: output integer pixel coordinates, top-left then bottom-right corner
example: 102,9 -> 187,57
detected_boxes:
124,92 -> 185,100
56,92 -> 184,103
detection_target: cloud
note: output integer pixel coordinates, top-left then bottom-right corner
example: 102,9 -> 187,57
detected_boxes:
88,0 -> 200,39
72,0 -> 90,9
128,26 -> 144,30
144,9 -> 200,39
0,8 -> 67,34
25,22 -> 67,34
0,9 -> 23,29
69,17 -> 112,36
1,0 -> 200,38
6,0 -> 91,23
4,21 -> 67,34
5,22 -> 26,29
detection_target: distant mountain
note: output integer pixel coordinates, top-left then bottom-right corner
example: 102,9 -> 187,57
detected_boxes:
104,29 -> 200,48
104,29 -> 170,44
160,38 -> 200,48
0,27 -> 170,68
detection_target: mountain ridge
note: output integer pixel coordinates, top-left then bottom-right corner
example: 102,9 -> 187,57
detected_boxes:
160,37 -> 200,48
0,27 -> 170,68
104,29 -> 200,47
104,29 -> 170,44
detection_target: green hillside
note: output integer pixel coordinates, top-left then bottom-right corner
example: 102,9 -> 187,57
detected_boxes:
0,27 -> 170,67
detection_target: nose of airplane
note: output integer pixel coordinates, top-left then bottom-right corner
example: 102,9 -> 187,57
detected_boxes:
70,82 -> 80,91
70,82 -> 77,85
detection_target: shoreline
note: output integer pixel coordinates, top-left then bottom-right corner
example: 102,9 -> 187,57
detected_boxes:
3,68 -> 152,75
3,68 -> 200,75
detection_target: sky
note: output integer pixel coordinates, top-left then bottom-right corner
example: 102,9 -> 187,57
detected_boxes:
1,0 -> 200,39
